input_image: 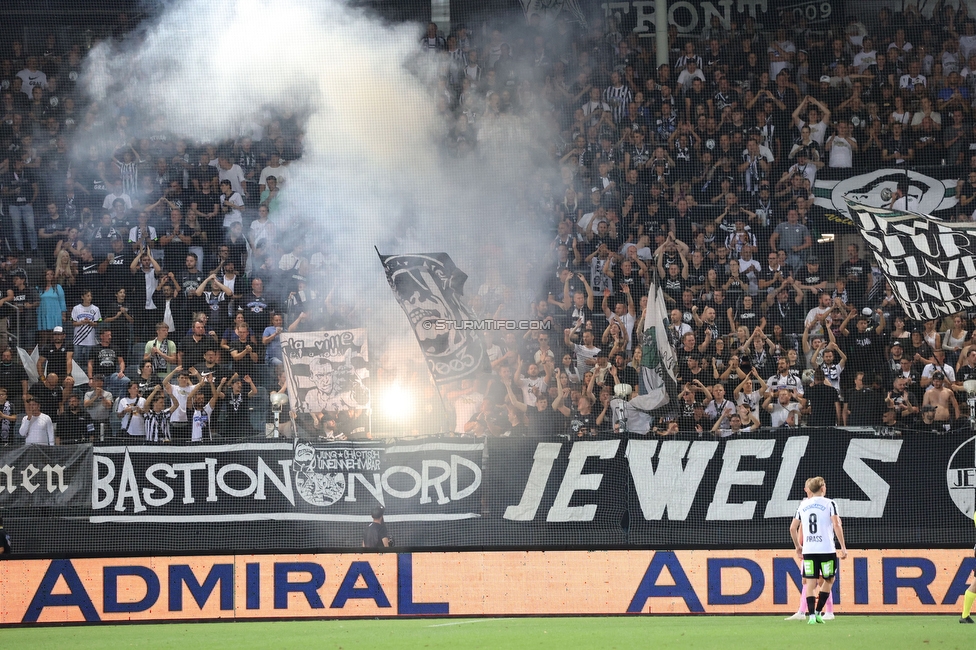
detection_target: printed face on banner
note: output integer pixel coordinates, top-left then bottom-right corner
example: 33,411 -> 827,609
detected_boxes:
280,329 -> 370,413
381,253 -> 488,383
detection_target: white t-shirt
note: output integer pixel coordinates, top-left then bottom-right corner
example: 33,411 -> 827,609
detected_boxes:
454,391 -> 483,434
191,403 -> 213,442
169,384 -> 192,423
71,304 -> 102,347
768,40 -> 796,79
852,50 -> 877,73
574,343 -> 600,378
960,35 -> 976,61
798,120 -> 827,146
922,363 -> 955,382
16,68 -> 47,98
220,192 -> 244,227
827,136 -> 855,168
259,164 -> 287,188
794,496 -> 839,554
769,401 -> 800,427
218,164 -> 247,196
117,397 -> 146,438
767,372 -> 804,396
519,376 -> 548,407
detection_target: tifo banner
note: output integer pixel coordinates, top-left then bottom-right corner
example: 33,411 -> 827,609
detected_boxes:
846,200 -> 976,320
0,431 -> 972,555
88,440 -> 484,523
813,168 -> 958,231
377,251 -> 490,384
279,328 -> 370,413
1,549 -> 973,624
0,444 -> 91,508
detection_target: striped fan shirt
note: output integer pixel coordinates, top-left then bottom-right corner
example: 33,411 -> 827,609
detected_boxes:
71,304 -> 101,347
603,83 -> 633,123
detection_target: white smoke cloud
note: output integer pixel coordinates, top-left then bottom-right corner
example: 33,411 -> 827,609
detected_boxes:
78,0 -> 559,432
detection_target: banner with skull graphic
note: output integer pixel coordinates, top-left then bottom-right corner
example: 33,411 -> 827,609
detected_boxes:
280,328 -> 370,413
378,251 -> 491,384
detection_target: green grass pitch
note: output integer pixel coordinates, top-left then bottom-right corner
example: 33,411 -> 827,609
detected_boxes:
1,616 -> 973,649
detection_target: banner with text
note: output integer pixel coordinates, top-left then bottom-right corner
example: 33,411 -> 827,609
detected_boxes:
280,328 -> 370,414
0,431 -> 973,555
1,549 -> 972,624
88,440 -> 484,524
483,433 -> 976,548
0,443 -> 91,508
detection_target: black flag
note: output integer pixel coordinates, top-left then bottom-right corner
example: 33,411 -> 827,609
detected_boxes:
378,251 -> 491,384
845,199 -> 976,320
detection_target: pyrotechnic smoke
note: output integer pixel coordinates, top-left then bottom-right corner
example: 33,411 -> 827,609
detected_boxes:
79,0 -> 561,432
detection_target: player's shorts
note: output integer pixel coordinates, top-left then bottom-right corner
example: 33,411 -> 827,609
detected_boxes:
802,553 -> 838,580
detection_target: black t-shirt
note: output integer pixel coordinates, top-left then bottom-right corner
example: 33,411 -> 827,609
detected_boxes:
92,342 -> 120,374
846,387 -> 885,426
363,521 -> 391,548
39,344 -> 72,378
162,225 -> 190,269
0,360 -> 28,406
29,383 -> 62,417
180,335 -> 213,369
838,258 -> 869,303
3,168 -> 36,205
806,383 -> 840,427
567,408 -> 597,438
846,330 -> 882,371
526,407 -> 567,438
241,291 -> 273,333
57,408 -> 95,443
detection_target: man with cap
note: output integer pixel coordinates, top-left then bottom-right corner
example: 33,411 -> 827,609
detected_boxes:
362,506 -> 392,548
37,325 -> 73,381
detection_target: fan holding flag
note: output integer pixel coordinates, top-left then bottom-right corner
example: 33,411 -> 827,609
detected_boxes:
614,266 -> 681,433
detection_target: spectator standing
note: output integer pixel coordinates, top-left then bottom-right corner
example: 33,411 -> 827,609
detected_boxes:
19,397 -> 53,446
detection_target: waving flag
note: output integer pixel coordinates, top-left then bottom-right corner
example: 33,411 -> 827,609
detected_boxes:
378,251 -> 490,384
845,199 -> 976,321
627,276 -> 679,419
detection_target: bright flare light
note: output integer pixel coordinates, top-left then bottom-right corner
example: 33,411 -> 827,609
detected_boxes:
381,384 -> 415,420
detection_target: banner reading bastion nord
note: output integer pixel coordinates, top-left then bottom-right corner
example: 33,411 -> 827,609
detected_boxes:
0,432 -> 973,555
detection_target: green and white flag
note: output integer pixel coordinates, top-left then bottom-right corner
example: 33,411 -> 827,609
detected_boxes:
628,277 -> 679,417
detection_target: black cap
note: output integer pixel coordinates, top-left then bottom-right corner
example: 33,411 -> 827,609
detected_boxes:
371,506 -> 385,520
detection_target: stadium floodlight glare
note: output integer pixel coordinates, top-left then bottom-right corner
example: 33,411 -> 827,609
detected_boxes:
381,383 -> 414,420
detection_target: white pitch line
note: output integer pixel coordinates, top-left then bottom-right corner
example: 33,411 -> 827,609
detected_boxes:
427,618 -> 512,628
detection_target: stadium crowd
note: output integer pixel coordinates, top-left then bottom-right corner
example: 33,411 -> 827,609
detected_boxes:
2,5 -> 976,445
442,5 -> 976,439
